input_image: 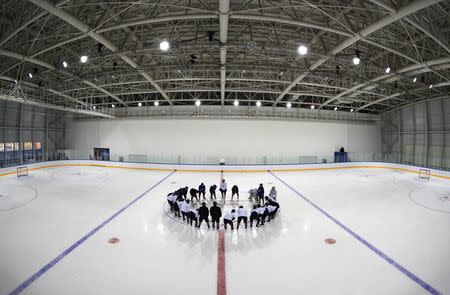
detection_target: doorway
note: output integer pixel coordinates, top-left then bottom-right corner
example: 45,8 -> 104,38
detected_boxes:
94,148 -> 110,161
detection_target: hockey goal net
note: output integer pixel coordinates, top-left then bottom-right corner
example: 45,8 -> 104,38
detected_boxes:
17,166 -> 28,178
418,168 -> 431,180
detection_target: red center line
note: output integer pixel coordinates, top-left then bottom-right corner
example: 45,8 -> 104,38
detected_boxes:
217,230 -> 227,295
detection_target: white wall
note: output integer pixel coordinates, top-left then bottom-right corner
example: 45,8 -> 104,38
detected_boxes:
65,118 -> 381,164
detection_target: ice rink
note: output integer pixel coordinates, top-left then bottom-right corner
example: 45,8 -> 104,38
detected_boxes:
0,161 -> 449,295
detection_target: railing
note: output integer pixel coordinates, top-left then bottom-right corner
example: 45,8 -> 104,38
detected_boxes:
64,151 -> 450,170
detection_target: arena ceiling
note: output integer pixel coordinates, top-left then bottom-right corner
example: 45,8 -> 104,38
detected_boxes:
0,0 -> 449,119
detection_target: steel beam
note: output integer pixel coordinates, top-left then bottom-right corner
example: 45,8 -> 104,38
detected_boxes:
275,0 -> 442,104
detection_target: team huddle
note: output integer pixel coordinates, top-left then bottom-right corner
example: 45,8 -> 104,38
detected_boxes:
166,179 -> 280,230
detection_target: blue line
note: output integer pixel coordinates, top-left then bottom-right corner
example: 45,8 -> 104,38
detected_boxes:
269,171 -> 442,295
9,170 -> 177,295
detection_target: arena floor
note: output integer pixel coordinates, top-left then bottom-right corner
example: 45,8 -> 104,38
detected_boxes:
0,161 -> 449,295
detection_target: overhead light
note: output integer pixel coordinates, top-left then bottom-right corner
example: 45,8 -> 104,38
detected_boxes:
62,61 -> 68,68
429,84 -> 433,89
177,69 -> 181,73
385,67 -> 391,74
297,45 -> 308,55
138,102 -> 142,107
334,107 -> 338,111
111,104 -> 115,108
93,105 -> 96,110
14,79 -> 18,84
195,100 -> 201,106
353,50 -> 361,65
287,102 -> 292,108
413,77 -> 417,83
256,101 -> 261,107
310,105 -> 315,109
350,108 -> 354,112
28,73 -> 33,78
242,69 -> 246,74
160,40 -> 170,51
80,55 -> 88,63
154,101 -> 159,106
279,71 -> 284,76
234,100 -> 239,107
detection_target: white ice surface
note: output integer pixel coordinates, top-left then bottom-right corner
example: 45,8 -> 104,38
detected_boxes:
0,162 -> 449,295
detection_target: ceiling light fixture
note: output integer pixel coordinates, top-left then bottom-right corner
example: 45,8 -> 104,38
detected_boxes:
154,101 -> 159,106
195,100 -> 201,106
80,55 -> 88,63
297,45 -> 308,55
287,102 -> 292,108
256,101 -> 261,107
353,50 -> 361,65
138,102 -> 142,107
413,77 -> 417,83
385,67 -> 391,74
310,105 -> 315,109
28,73 -> 33,78
160,40 -> 170,51
234,100 -> 239,107
62,61 -> 68,68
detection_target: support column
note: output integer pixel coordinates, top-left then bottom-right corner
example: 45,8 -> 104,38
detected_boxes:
440,98 -> 445,169
424,102 -> 429,167
19,103 -> 23,164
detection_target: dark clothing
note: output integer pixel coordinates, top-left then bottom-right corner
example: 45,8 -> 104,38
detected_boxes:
231,185 -> 239,199
187,211 -> 198,227
257,186 -> 265,204
237,216 -> 247,229
224,219 -> 234,230
209,185 -> 217,199
212,217 -> 220,229
199,184 -> 206,199
173,202 -> 181,217
198,206 -> 209,218
210,205 -> 222,219
181,187 -> 188,198
199,216 -> 210,228
167,200 -> 174,211
250,211 -> 259,227
190,188 -> 199,202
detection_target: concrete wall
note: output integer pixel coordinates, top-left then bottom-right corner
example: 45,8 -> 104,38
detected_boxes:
66,118 -> 381,164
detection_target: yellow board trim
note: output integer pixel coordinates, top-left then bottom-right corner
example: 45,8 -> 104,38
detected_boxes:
0,162 -> 448,180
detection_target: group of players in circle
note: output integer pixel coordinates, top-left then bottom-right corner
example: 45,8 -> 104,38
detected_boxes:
166,179 -> 280,230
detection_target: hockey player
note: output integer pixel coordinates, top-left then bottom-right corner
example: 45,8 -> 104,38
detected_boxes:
174,198 -> 183,217
180,186 -> 188,199
190,188 -> 199,203
187,208 -> 199,227
198,183 -> 206,200
248,188 -> 258,202
249,205 -> 259,228
231,185 -> 239,200
198,202 -> 210,229
267,204 -> 277,221
269,186 -> 277,201
180,199 -> 192,222
210,201 -> 222,229
256,204 -> 268,226
210,184 -> 217,199
236,205 -> 248,229
167,192 -> 177,211
257,183 -> 265,204
219,179 -> 227,199
223,209 -> 237,230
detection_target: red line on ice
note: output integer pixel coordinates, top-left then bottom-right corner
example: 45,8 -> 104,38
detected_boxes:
217,230 -> 227,295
